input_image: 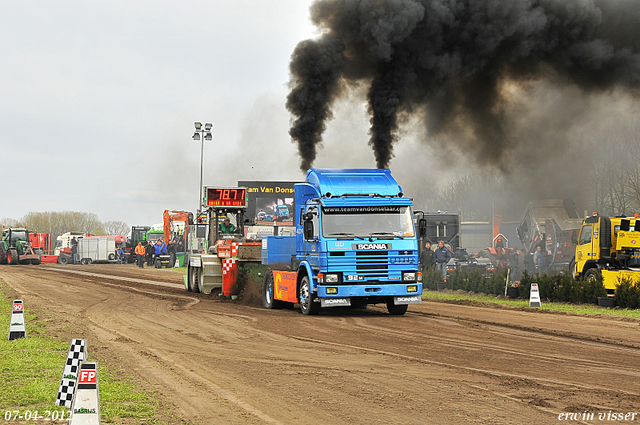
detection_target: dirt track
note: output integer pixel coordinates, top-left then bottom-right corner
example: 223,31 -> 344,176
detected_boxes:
2,263 -> 640,424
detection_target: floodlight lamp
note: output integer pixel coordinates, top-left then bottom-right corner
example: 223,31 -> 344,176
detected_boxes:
204,133 -> 212,141
204,123 -> 213,130
194,122 -> 202,130
192,132 -> 200,140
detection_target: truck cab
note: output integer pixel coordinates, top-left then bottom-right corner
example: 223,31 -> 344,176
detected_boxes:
572,214 -> 640,293
264,169 -> 424,315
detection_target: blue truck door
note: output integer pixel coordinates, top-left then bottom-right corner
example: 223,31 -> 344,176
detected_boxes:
303,206 -> 321,268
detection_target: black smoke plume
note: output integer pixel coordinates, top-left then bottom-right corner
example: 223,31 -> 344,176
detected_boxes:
287,0 -> 640,171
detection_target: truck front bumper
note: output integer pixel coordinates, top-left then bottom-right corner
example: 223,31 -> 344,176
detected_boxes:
316,283 -> 422,299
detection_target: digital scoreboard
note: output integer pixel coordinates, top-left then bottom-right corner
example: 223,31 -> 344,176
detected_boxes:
205,187 -> 247,207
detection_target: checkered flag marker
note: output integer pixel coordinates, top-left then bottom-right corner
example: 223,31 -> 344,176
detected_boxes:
55,339 -> 88,408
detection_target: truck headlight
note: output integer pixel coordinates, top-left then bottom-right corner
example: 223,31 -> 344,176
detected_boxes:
325,274 -> 339,283
407,285 -> 418,293
326,287 -> 338,294
402,272 -> 416,281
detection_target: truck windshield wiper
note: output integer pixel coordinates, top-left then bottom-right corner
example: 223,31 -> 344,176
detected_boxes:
327,232 -> 360,239
369,232 -> 404,239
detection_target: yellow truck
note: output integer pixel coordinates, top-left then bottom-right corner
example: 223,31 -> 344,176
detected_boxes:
571,214 -> 640,294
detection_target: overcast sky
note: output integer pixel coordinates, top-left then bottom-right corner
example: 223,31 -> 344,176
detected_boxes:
1,0 -> 455,229
7,1 -> 637,231
1,1 -> 315,227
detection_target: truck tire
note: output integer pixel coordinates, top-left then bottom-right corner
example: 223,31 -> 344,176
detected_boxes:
8,249 -> 18,265
108,253 -> 115,261
567,258 -> 576,279
262,270 -> 284,309
58,255 -> 69,265
299,275 -> 319,315
386,300 -> 408,316
584,268 -> 601,283
155,259 -> 161,268
31,258 -> 41,265
186,267 -> 193,291
189,267 -> 201,293
198,269 -> 205,293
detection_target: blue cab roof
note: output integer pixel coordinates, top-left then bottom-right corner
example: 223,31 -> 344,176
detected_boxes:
306,169 -> 403,197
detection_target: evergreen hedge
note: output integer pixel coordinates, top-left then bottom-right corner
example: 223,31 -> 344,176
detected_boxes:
422,267 -> 631,307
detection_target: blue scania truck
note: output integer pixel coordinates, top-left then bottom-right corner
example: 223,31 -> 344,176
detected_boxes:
262,168 -> 424,315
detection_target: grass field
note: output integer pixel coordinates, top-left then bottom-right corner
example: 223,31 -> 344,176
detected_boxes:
423,289 -> 640,318
0,282 -> 163,424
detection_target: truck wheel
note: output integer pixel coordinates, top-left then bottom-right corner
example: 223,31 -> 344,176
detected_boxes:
263,270 -> 284,309
386,300 -> 408,316
584,268 -> 601,283
31,258 -> 41,265
197,269 -> 205,293
186,267 -> 193,291
567,258 -> 576,279
299,276 -> 319,315
155,259 -> 161,268
189,267 -> 201,293
8,249 -> 18,265
108,253 -> 115,261
58,255 -> 69,265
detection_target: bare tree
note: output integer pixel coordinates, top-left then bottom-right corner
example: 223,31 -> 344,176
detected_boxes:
102,220 -> 129,236
20,211 -> 106,243
0,218 -> 23,229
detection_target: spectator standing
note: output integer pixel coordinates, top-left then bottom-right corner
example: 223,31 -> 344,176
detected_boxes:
134,242 -> 145,268
154,239 -> 162,263
533,245 -> 545,274
145,242 -> 154,266
434,240 -> 451,281
421,241 -> 434,271
71,238 -> 78,265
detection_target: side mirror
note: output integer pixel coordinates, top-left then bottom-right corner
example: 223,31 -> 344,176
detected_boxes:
418,219 -> 427,238
304,220 -> 314,240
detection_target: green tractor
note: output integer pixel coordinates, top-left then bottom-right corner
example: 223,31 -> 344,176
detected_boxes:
0,228 -> 41,265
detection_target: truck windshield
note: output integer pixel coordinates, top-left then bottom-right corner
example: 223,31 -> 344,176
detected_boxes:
321,206 -> 414,238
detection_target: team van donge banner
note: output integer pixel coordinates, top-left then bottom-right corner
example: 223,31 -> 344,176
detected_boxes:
238,181 -> 297,225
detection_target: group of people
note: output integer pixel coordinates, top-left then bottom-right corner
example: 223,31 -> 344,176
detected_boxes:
421,240 -> 452,281
134,239 -> 168,269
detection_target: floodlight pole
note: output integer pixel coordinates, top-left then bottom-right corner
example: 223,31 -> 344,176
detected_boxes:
193,122 -> 213,213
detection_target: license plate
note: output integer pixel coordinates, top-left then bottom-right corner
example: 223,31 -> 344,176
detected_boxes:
345,275 -> 365,281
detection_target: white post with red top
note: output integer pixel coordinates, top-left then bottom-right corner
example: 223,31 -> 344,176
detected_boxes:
69,362 -> 100,424
8,300 -> 26,340
529,283 -> 542,308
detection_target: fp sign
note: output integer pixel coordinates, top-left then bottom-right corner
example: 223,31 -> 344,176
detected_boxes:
79,370 -> 97,384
